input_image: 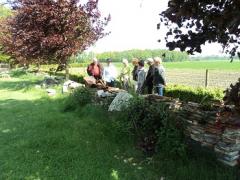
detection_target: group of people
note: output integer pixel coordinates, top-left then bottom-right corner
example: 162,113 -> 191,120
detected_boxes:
86,57 -> 166,96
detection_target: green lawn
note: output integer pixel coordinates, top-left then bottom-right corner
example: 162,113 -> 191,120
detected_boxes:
0,75 -> 238,179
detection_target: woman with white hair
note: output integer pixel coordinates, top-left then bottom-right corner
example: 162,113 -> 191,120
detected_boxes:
87,57 -> 103,80
153,57 -> 166,96
119,58 -> 131,90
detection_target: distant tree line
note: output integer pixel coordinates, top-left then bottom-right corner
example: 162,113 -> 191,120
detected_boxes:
92,49 -> 189,62
69,49 -> 189,63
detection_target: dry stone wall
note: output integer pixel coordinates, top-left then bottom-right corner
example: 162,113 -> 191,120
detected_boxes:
145,95 -> 240,167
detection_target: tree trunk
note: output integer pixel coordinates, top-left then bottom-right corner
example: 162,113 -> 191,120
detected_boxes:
65,64 -> 69,80
36,62 -> 41,72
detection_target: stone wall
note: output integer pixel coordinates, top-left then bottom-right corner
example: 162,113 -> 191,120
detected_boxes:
145,95 -> 240,167
0,63 -> 9,73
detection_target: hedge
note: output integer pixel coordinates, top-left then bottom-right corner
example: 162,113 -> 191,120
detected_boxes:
165,84 -> 224,103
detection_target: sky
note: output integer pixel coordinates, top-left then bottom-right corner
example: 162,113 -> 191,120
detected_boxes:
0,0 -> 224,56
90,0 -> 224,56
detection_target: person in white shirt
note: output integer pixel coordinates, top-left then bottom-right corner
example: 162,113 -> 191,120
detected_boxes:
103,58 -> 117,87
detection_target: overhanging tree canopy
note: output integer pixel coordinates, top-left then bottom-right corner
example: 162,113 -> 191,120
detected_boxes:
159,0 -> 240,59
0,0 -> 110,66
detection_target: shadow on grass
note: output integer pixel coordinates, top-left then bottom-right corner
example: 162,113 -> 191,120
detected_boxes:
0,78 -> 43,92
0,97 -> 158,180
0,80 -> 239,180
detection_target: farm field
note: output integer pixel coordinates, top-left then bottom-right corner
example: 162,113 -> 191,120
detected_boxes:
164,60 -> 240,71
66,60 -> 240,89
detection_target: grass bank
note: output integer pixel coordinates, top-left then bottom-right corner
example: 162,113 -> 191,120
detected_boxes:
0,75 -> 238,179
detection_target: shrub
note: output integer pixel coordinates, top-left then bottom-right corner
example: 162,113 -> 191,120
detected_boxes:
63,87 -> 93,112
224,78 -> 240,110
121,96 -> 186,156
157,114 -> 186,158
10,68 -> 28,77
165,85 -> 224,103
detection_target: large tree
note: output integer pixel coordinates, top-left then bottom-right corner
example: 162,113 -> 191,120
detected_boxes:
159,0 -> 240,59
0,0 -> 109,75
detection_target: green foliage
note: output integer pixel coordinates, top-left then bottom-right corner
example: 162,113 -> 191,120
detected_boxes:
96,49 -> 189,62
0,51 -> 11,63
224,78 -> 240,109
69,52 -> 95,63
165,85 -> 224,103
0,5 -> 12,18
63,87 -> 93,112
157,115 -> 186,158
9,68 -> 28,77
121,97 -> 186,156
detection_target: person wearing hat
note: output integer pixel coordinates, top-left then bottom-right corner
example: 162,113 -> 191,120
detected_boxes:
137,60 -> 146,94
119,59 -> 131,90
153,57 -> 166,96
144,58 -> 155,94
87,57 -> 103,80
102,58 -> 117,87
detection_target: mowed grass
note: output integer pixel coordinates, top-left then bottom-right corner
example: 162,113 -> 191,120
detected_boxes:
0,75 -> 238,179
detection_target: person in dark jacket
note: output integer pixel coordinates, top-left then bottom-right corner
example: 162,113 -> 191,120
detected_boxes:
153,57 -> 166,96
131,58 -> 139,91
144,58 -> 155,94
87,57 -> 103,80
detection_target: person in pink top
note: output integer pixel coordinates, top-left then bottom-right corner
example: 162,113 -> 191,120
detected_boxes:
87,57 -> 103,80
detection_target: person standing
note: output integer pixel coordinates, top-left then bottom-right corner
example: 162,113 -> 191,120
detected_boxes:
153,57 -> 166,96
144,58 -> 155,94
87,57 -> 103,80
131,58 -> 139,91
119,59 -> 131,90
102,58 -> 117,87
137,60 -> 146,94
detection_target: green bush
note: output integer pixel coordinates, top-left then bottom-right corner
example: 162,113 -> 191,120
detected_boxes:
120,97 -> 186,156
165,85 -> 224,103
157,114 -> 186,158
63,87 -> 93,112
10,68 -> 28,77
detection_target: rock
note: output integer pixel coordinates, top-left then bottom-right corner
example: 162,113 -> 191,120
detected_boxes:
0,73 -> 10,79
35,85 -> 41,89
62,80 -> 84,93
108,92 -> 133,111
97,90 -> 114,98
84,76 -> 96,87
42,76 -> 62,87
46,89 -> 56,96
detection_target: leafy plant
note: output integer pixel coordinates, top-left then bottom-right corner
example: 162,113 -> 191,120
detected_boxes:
63,87 -> 93,112
10,68 -> 28,77
165,85 -> 224,103
157,114 -> 186,158
224,78 -> 240,110
122,97 -> 171,154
